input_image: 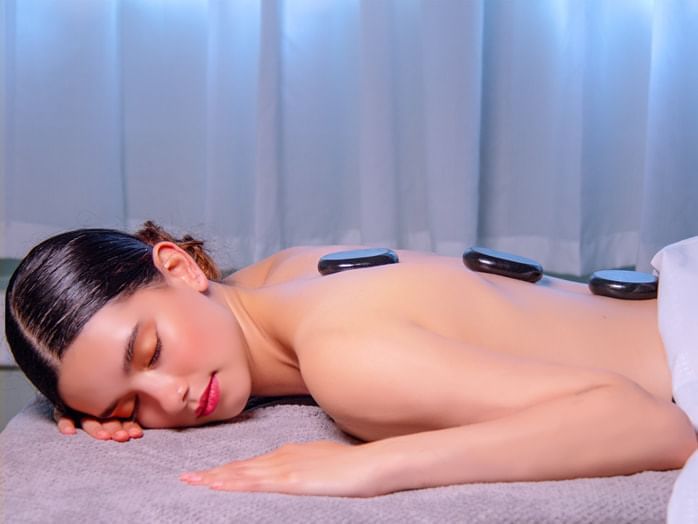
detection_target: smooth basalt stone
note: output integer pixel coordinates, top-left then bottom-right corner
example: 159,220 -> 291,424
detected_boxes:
463,247 -> 543,283
318,248 -> 400,276
588,269 -> 658,300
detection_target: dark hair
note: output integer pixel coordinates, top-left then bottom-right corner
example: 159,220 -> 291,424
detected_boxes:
4,221 -> 220,414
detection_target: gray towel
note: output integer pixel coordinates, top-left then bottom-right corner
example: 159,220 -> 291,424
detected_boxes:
0,398 -> 677,523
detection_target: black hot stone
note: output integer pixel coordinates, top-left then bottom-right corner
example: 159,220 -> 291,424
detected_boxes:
588,269 -> 658,300
318,248 -> 400,276
462,247 -> 543,283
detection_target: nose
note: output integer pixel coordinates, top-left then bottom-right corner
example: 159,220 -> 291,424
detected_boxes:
138,373 -> 190,415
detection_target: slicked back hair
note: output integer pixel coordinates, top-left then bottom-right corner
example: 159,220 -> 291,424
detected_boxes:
5,229 -> 162,412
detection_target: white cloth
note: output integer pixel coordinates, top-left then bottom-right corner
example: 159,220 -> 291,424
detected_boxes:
651,236 -> 698,524
667,449 -> 698,524
651,236 -> 698,429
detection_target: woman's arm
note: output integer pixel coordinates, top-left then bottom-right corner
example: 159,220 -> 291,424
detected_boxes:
182,380 -> 695,497
363,381 -> 696,494
182,323 -> 697,496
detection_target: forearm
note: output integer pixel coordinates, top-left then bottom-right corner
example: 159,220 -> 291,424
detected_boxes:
364,384 -> 697,494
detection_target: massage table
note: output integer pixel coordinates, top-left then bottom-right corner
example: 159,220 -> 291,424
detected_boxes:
1,395 -> 677,523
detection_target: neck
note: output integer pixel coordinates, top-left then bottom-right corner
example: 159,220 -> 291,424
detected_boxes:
208,281 -> 307,397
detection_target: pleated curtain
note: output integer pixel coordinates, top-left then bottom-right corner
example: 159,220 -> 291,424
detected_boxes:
2,0 -> 697,275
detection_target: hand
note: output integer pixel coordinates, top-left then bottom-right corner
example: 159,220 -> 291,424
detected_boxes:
180,440 -> 384,497
53,407 -> 143,442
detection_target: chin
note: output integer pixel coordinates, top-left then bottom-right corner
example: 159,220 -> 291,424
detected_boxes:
201,394 -> 249,426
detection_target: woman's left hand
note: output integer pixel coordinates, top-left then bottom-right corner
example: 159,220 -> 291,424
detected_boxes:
180,440 -> 385,497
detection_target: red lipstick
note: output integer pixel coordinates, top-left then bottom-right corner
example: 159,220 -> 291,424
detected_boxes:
196,373 -> 220,418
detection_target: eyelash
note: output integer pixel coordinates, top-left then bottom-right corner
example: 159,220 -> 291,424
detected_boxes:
148,333 -> 162,368
130,332 -> 162,421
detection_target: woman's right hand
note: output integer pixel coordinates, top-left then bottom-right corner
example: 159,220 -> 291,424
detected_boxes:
53,408 -> 143,442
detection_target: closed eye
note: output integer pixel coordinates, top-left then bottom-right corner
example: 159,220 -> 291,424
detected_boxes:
131,331 -> 162,422
148,331 -> 162,368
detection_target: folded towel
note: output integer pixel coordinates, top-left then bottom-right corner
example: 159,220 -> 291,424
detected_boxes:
0,397 -> 677,523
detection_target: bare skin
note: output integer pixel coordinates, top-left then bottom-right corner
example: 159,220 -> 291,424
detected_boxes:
56,243 -> 698,497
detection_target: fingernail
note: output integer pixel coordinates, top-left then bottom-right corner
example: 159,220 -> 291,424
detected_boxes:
181,473 -> 201,482
128,428 -> 142,436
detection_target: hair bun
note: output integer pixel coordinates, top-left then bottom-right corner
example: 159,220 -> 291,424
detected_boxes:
135,221 -> 221,281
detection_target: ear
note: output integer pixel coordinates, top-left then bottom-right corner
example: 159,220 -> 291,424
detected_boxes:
151,241 -> 209,292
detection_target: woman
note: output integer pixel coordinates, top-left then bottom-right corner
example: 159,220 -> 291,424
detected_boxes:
5,222 -> 697,497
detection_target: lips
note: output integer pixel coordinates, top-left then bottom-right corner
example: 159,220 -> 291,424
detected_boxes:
196,373 -> 220,418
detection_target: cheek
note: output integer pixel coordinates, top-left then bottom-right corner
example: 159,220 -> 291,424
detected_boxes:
136,403 -> 185,429
159,322 -> 215,372
160,298 -> 241,371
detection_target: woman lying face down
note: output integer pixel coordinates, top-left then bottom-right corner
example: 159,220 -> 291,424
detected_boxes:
5,223 -> 697,497
57,259 -> 253,429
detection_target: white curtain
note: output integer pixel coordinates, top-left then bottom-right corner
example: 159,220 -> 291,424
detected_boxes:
1,0 -> 698,275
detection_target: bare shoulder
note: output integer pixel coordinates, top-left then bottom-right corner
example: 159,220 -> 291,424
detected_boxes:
296,318 -> 627,441
225,245 -> 368,287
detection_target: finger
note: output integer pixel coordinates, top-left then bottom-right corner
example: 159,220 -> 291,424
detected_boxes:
56,415 -> 77,435
181,469 -> 223,485
209,477 -> 264,492
81,418 -> 112,440
206,470 -> 281,493
181,470 -> 246,487
53,407 -> 77,435
101,420 -> 131,442
122,420 -> 143,439
180,473 -> 205,484
182,462 -> 270,486
195,453 -> 274,476
181,468 -> 232,485
181,461 -> 243,482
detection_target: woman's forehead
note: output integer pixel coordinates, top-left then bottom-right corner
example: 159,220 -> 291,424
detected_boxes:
57,298 -> 139,401
77,295 -> 140,343
58,286 -> 178,380
79,285 -> 168,329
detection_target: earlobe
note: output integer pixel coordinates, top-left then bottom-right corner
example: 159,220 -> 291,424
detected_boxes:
152,242 -> 209,292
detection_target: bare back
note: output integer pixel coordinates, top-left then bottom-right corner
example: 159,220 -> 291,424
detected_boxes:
226,246 -> 672,441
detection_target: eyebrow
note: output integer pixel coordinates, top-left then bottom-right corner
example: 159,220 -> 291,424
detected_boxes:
98,322 -> 140,418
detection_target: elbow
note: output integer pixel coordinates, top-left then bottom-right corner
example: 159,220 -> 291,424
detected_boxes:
659,404 -> 698,470
607,381 -> 696,472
